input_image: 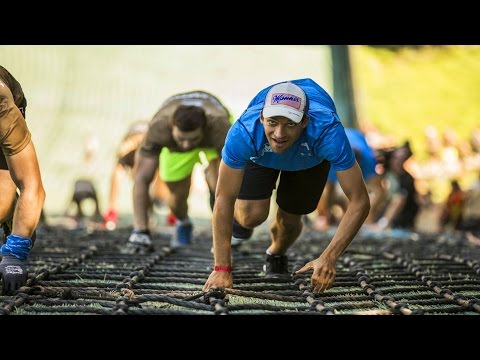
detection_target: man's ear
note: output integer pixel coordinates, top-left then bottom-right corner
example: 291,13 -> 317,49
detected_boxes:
301,115 -> 310,128
260,111 -> 265,123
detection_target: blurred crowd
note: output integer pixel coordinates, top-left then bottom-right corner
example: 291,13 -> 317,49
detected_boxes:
311,121 -> 480,239
58,120 -> 480,243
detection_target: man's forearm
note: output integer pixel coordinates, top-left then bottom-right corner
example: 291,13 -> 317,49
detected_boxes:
323,198 -> 370,260
13,187 -> 45,238
383,194 -> 405,224
132,181 -> 151,229
212,198 -> 235,267
366,189 -> 384,223
107,165 -> 124,210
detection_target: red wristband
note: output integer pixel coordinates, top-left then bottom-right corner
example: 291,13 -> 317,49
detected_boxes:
214,265 -> 232,273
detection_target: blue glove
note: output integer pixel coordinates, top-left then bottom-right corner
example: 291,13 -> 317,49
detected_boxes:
0,234 -> 32,295
0,255 -> 28,295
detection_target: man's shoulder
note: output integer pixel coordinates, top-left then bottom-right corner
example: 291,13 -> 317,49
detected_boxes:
143,113 -> 173,149
206,113 -> 231,133
150,109 -> 171,129
0,66 -> 12,88
163,91 -> 226,109
0,67 -> 24,103
233,109 -> 261,135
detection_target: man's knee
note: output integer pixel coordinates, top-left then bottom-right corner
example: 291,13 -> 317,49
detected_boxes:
235,211 -> 268,229
235,200 -> 270,228
232,218 -> 253,239
167,180 -> 191,204
0,172 -> 17,221
276,210 -> 303,229
169,191 -> 189,208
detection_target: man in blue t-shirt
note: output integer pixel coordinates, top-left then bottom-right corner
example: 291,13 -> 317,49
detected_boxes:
202,79 -> 370,293
314,128 -> 385,230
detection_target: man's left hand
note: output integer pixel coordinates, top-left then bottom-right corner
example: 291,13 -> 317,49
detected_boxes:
296,256 -> 336,293
0,255 -> 28,295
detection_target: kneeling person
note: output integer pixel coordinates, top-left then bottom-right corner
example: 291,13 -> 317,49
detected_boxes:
203,79 -> 370,293
125,91 -> 232,254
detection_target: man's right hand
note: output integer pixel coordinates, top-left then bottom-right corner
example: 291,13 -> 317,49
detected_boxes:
0,255 -> 28,295
202,271 -> 233,292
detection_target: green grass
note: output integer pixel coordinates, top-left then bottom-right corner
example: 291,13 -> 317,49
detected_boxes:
141,301 -> 211,313
227,295 -> 307,309
388,290 -> 439,297
352,46 -> 480,158
14,302 -> 105,315
316,287 -> 364,296
375,284 -> 428,292
352,45 -> 480,201
326,300 -> 375,308
61,279 -> 118,284
456,291 -> 480,297
141,282 -> 200,289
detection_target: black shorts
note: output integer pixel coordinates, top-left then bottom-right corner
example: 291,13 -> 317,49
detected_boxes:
0,156 -> 7,170
73,180 -> 98,202
238,161 -> 331,215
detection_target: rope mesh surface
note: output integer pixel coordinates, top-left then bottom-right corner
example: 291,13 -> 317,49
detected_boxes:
2,225 -> 479,315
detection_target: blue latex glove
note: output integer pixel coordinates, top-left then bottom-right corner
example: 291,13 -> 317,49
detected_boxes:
0,234 -> 32,295
0,255 -> 28,295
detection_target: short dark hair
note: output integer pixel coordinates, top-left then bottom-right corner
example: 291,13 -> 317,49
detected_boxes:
172,105 -> 207,131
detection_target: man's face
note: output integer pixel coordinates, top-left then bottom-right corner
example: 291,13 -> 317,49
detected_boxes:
260,114 -> 308,154
172,126 -> 204,151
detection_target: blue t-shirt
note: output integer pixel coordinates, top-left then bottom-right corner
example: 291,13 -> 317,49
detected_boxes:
327,128 -> 378,182
222,78 -> 355,172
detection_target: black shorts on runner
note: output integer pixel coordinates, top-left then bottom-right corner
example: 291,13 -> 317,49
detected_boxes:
237,160 -> 331,215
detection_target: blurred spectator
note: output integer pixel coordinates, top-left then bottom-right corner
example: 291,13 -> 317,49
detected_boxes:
313,128 -> 385,230
461,171 -> 480,232
103,121 -> 174,230
65,179 -> 102,224
360,119 -> 397,150
64,135 -> 102,226
471,128 -> 480,154
439,179 -> 464,231
440,128 -> 462,179
424,125 -> 442,160
374,142 -> 419,230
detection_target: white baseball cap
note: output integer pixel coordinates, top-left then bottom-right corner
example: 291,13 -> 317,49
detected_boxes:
262,82 -> 307,123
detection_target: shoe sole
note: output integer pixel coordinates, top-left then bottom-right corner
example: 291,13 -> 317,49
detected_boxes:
264,273 -> 291,280
121,244 -> 154,255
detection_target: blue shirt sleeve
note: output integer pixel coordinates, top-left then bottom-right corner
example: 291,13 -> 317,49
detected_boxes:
345,128 -> 378,181
221,121 -> 255,169
316,123 -> 356,172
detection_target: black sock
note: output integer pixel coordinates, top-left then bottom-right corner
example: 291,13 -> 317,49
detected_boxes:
232,218 -> 253,239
